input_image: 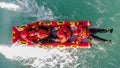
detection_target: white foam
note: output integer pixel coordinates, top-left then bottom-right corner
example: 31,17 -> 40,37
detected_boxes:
0,45 -> 78,68
14,0 -> 55,21
0,2 -> 20,11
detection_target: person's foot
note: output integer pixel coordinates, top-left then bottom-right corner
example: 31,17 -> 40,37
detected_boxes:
106,28 -> 113,33
110,28 -> 113,33
106,40 -> 112,44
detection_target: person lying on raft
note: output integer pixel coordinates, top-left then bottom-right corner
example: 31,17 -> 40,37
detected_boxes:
20,25 -> 50,44
56,21 -> 113,44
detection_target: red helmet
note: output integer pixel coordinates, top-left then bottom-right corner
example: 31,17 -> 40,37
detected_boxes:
57,26 -> 71,43
37,29 -> 49,39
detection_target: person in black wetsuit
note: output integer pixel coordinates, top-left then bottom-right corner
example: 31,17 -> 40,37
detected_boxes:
38,25 -> 113,44
89,28 -> 113,44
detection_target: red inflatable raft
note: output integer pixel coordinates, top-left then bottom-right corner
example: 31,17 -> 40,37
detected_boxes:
12,20 -> 92,48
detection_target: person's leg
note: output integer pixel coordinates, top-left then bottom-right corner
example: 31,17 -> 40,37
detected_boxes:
90,34 -> 112,44
89,28 -> 113,34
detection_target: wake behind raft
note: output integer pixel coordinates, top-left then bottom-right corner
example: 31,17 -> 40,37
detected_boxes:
12,20 -> 112,48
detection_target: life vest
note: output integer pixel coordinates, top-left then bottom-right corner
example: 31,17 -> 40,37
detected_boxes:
73,24 -> 90,43
20,25 -> 50,44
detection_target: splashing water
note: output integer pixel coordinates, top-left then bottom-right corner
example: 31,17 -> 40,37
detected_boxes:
0,2 -> 19,11
0,44 -> 109,68
0,0 -> 55,21
0,45 -> 78,68
14,0 -> 55,21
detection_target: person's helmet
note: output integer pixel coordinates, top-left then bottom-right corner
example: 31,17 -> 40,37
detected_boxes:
57,31 -> 65,42
20,31 -> 28,38
57,26 -> 71,43
37,29 -> 49,39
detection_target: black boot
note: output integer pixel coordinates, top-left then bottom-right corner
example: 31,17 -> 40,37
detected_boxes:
98,28 -> 113,33
105,40 -> 112,44
107,28 -> 113,33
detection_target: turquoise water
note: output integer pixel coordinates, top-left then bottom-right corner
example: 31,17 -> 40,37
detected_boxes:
0,0 -> 120,68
